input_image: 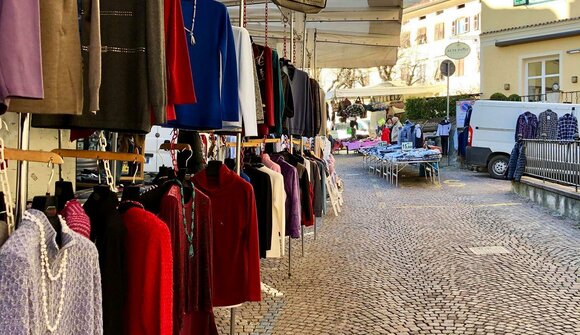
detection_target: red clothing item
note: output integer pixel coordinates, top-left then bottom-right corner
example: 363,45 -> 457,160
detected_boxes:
165,0 -> 196,121
254,44 -> 275,136
381,128 -> 391,143
192,165 -> 262,307
122,207 -> 173,335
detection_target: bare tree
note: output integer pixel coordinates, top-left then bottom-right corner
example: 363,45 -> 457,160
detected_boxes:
378,65 -> 394,82
329,69 -> 370,90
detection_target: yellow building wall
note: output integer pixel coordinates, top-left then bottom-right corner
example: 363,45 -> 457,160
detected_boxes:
482,0 -> 580,33
481,35 -> 580,98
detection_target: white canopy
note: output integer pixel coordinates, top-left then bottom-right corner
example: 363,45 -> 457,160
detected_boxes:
221,0 -> 403,68
327,82 -> 447,99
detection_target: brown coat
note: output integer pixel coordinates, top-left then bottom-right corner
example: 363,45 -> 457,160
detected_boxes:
9,0 -> 85,115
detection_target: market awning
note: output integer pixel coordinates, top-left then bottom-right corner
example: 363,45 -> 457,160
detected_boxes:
222,0 -> 404,68
328,82 -> 447,99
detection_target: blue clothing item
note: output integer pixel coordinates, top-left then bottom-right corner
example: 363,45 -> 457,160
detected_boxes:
398,122 -> 415,145
240,171 -> 251,183
170,0 -> 239,130
507,142 -> 526,181
557,113 -> 578,141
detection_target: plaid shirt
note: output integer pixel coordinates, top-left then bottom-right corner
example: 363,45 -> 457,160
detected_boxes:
557,113 -> 579,141
537,109 -> 559,139
515,112 -> 538,141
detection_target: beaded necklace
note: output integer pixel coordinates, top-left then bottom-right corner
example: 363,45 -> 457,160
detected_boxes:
174,180 -> 195,257
24,211 -> 68,333
184,0 -> 197,46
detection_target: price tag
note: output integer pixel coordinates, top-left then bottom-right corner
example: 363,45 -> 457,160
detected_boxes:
402,142 -> 413,151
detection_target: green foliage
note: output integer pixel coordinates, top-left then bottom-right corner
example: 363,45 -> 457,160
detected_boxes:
507,94 -> 521,101
490,92 -> 508,101
405,95 -> 475,120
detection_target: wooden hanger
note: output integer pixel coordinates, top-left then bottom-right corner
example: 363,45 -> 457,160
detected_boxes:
159,142 -> 192,152
4,148 -> 64,164
51,149 -> 145,163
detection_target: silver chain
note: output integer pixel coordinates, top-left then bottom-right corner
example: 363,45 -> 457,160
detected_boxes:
99,131 -> 115,191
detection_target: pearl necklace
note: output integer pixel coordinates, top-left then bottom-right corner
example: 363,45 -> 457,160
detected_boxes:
24,212 -> 69,333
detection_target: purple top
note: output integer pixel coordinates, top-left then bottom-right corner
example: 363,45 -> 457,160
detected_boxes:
0,0 -> 44,103
273,157 -> 301,238
515,111 -> 538,141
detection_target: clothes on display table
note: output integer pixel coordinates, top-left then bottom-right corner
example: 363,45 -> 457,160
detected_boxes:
0,0 -> 44,108
557,113 -> 579,141
169,0 -> 239,130
192,164 -> 261,307
537,109 -> 558,140
382,149 -> 442,163
515,111 -> 538,141
0,210 -> 103,335
32,0 -> 167,133
222,27 -> 258,136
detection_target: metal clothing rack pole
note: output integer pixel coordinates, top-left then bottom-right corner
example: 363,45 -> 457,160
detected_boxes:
15,113 -> 31,222
288,134 -> 293,278
300,137 -> 304,257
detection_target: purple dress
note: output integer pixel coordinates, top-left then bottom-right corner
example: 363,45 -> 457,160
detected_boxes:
273,157 -> 301,238
0,0 -> 44,105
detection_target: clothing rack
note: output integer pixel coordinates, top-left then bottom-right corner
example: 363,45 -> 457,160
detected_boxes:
51,149 -> 145,163
4,149 -> 65,164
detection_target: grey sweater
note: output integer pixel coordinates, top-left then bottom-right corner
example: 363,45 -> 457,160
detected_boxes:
0,210 -> 103,335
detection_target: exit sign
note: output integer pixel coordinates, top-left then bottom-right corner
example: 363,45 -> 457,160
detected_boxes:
514,0 -> 528,5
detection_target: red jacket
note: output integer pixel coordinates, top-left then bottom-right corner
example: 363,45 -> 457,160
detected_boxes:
164,0 -> 196,120
192,165 -> 262,307
123,207 -> 173,335
381,128 -> 391,143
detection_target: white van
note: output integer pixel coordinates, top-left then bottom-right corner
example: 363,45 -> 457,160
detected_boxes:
465,100 -> 579,179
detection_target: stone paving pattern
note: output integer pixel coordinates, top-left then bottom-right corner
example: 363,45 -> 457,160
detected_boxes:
215,155 -> 580,335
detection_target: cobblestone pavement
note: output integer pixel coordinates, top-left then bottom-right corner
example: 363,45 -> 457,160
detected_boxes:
215,155 -> 580,335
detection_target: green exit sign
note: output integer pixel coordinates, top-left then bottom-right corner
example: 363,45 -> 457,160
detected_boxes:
514,0 -> 528,5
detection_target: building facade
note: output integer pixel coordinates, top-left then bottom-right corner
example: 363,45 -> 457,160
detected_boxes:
395,0 -> 482,96
480,0 -> 580,102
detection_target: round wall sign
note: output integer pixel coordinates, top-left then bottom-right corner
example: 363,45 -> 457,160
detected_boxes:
445,42 -> 471,60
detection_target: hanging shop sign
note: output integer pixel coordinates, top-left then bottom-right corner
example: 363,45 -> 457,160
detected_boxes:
444,42 -> 471,60
273,0 -> 327,14
440,60 -> 456,77
402,142 -> 414,151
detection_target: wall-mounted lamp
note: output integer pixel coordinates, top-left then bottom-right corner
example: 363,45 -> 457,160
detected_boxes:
504,83 -> 511,91
573,76 -> 579,84
567,48 -> 580,54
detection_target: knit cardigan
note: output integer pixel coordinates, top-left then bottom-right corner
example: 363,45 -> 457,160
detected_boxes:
0,210 -> 103,335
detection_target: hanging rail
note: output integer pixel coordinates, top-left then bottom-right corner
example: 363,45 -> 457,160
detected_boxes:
51,149 -> 145,163
5,149 -> 65,164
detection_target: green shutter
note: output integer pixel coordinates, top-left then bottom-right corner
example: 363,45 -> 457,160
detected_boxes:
514,0 -> 528,5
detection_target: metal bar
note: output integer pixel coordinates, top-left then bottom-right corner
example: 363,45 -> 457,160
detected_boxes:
15,113 -> 31,222
301,225 -> 304,257
235,133 -> 242,175
288,236 -> 292,277
230,308 -> 236,335
58,130 -> 63,181
290,12 -> 295,63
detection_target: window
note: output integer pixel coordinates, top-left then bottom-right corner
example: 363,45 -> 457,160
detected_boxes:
416,27 -> 427,44
435,22 -> 445,40
457,4 -> 465,8
525,57 -> 560,101
452,17 -> 470,35
436,10 -> 444,15
455,59 -> 465,76
419,15 -> 426,20
434,60 -> 444,81
473,14 -> 480,31
401,32 -> 411,48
